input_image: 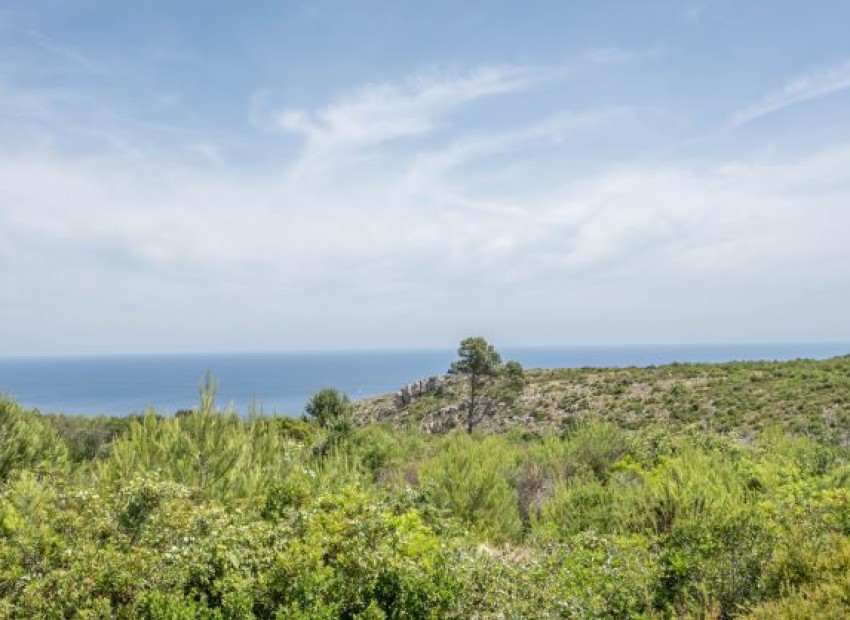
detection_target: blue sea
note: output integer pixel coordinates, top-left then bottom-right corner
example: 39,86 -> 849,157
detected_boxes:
0,344 -> 847,417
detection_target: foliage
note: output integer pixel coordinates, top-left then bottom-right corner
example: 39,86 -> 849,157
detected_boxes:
450,337 -> 503,433
44,413 -> 132,462
358,354 -> 850,444
3,355 -> 850,617
0,397 -> 68,480
422,434 -> 522,541
98,377 -> 305,500
304,388 -> 354,432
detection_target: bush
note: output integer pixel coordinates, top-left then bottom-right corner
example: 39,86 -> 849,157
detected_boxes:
562,420 -> 630,482
304,388 -> 353,431
533,472 -> 637,539
44,414 -> 131,462
422,434 -> 522,541
0,398 -> 68,480
264,487 -> 463,619
100,410 -> 302,500
456,533 -> 659,618
3,365 -> 850,619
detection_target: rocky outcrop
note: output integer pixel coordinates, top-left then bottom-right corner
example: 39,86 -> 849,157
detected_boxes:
395,375 -> 450,407
421,403 -> 466,433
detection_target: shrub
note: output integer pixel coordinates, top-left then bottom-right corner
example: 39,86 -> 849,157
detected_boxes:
304,388 -> 353,431
0,398 -> 68,480
422,434 -> 522,541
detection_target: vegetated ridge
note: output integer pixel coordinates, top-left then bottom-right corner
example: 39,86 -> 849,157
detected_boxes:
356,354 -> 850,443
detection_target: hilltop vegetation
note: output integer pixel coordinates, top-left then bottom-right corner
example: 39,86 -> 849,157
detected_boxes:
357,355 -> 850,443
1,354 -> 850,618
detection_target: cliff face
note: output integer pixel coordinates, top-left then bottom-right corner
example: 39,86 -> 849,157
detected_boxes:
395,375 -> 450,407
353,355 -> 850,443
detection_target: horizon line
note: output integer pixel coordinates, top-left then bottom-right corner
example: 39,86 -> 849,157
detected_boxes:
1,341 -> 849,361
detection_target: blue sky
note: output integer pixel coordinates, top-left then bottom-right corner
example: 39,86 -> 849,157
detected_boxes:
1,0 -> 850,354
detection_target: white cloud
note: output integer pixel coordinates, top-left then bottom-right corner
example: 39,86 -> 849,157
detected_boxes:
267,66 -> 551,151
2,61 -> 850,352
3,133 -> 849,343
734,59 -> 850,125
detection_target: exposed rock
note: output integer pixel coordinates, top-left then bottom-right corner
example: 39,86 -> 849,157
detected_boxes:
395,375 -> 449,407
421,403 -> 466,433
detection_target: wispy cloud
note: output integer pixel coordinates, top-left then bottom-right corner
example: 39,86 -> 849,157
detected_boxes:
27,30 -> 100,74
734,59 -> 850,125
2,45 -> 850,351
3,100 -> 850,349
402,106 -> 631,192
248,65 -> 560,184
267,66 -> 551,150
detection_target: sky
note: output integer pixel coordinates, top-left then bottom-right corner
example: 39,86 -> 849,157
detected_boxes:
1,0 -> 850,355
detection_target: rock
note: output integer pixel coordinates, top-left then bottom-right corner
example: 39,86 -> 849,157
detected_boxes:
395,375 -> 449,407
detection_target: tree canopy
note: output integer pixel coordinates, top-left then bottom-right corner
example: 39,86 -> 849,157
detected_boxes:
451,337 -> 504,433
304,387 -> 353,431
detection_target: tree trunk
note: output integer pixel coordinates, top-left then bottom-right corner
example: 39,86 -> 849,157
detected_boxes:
467,375 -> 476,434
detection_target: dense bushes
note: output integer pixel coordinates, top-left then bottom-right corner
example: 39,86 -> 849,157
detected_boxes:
0,398 -> 68,480
43,413 -> 131,462
422,434 -> 522,540
2,382 -> 850,617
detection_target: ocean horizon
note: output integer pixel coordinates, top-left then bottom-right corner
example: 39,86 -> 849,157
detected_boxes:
1,343 -> 848,417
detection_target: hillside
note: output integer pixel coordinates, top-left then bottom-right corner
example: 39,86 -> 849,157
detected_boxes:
355,354 -> 850,442
3,355 -> 850,618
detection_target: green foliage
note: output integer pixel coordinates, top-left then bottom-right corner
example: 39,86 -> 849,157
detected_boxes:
563,419 -> 630,481
450,337 -> 502,380
44,413 -> 131,462
533,472 -> 634,539
361,355 -> 850,444
502,360 -> 526,390
265,487 -> 463,619
422,434 -> 522,541
745,571 -> 850,619
343,424 -> 426,486
101,409 -> 302,500
654,510 -> 776,616
304,388 -> 354,431
524,355 -> 850,442
4,357 -> 850,617
633,445 -> 749,534
450,337 -> 503,433
457,533 -> 659,618
0,397 -> 68,480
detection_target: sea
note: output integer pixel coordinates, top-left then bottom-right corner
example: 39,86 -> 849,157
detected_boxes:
0,343 -> 847,417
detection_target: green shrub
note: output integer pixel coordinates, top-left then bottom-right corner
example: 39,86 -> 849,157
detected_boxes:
744,572 -> 850,619
456,533 -> 659,618
532,472 -> 639,539
44,414 -> 131,462
100,411 -> 302,500
654,510 -> 776,617
3,359 -> 850,619
422,434 -> 522,541
562,420 -> 630,482
264,487 -> 463,619
632,446 -> 748,534
0,398 -> 68,480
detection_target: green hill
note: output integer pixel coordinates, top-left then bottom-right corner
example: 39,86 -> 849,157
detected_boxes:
356,354 -> 850,442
